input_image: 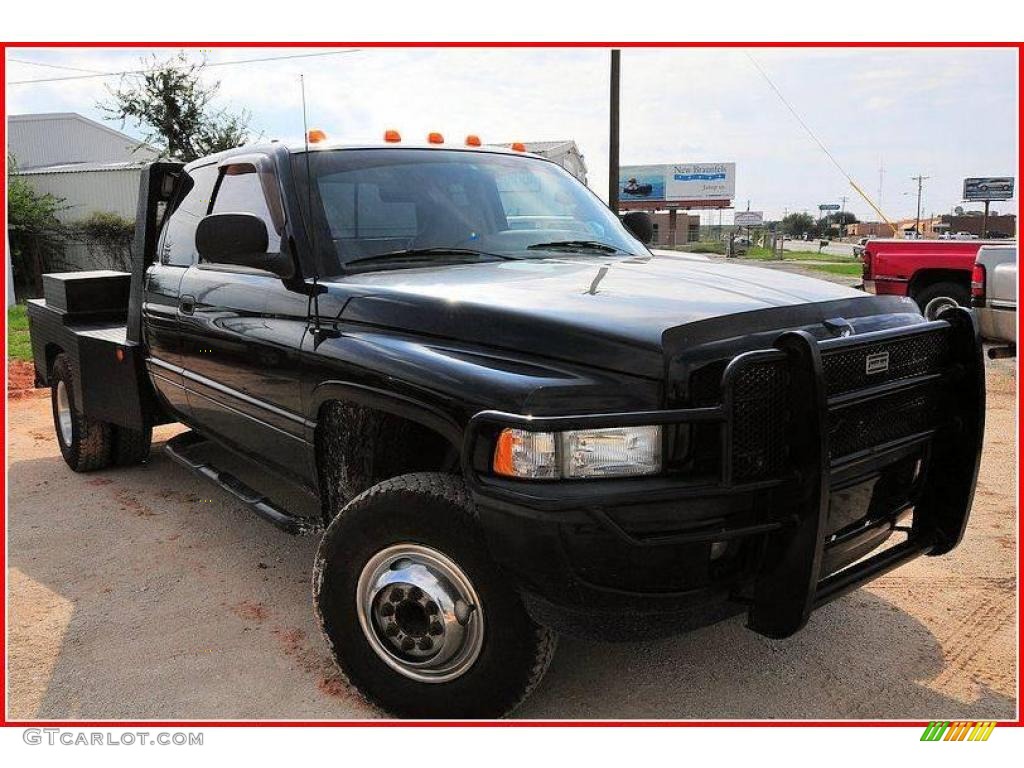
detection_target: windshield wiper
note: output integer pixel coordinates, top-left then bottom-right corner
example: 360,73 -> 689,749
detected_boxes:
346,247 -> 516,268
526,240 -> 627,254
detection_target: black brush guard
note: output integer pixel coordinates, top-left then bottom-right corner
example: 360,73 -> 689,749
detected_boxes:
464,308 -> 985,639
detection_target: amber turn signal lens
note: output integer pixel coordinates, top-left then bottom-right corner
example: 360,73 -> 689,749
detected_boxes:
465,134 -> 482,146
510,141 -> 526,152
427,132 -> 444,144
383,129 -> 401,143
493,429 -> 517,476
307,129 -> 328,143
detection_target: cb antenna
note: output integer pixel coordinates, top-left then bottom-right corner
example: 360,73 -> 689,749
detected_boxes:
301,74 -> 326,340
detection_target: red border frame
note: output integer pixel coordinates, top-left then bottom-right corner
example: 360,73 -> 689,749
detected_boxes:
1,40 -> 1021,729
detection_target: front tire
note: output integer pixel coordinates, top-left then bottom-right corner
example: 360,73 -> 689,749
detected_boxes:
914,281 -> 969,320
50,353 -> 113,472
313,472 -> 557,718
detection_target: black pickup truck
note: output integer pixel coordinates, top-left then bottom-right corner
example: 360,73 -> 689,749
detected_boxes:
27,139 -> 985,719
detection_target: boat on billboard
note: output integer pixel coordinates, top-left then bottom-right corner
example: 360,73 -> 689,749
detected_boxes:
619,163 -> 735,202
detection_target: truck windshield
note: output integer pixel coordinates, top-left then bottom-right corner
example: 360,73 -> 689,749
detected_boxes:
300,148 -> 647,274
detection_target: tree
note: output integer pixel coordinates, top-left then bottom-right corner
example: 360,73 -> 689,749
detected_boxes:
99,52 -> 254,162
7,156 -> 68,296
781,212 -> 815,238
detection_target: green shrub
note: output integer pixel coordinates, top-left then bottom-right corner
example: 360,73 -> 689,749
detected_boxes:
75,211 -> 135,272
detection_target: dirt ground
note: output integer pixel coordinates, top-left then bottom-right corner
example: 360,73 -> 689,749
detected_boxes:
5,362 -> 1017,721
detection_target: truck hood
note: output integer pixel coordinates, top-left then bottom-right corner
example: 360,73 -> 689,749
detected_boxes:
329,252 -> 869,378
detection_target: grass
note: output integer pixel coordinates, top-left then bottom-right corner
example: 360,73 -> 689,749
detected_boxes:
679,241 -> 726,255
8,304 -> 32,362
782,250 -> 859,263
807,263 -> 863,276
743,246 -> 859,263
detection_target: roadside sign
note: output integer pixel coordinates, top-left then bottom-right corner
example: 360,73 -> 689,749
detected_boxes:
619,163 -> 736,204
963,177 -> 1015,202
734,211 -> 764,226
818,203 -> 841,211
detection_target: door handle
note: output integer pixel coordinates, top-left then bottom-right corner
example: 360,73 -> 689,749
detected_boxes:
179,295 -> 196,316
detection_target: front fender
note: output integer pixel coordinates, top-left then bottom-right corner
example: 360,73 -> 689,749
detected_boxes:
303,329 -> 661,448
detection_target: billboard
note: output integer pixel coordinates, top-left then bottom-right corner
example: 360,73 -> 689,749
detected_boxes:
963,177 -> 1015,202
819,203 -> 841,211
619,163 -> 735,203
734,211 -> 764,226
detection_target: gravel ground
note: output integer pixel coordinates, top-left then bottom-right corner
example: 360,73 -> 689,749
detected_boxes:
6,361 -> 1017,721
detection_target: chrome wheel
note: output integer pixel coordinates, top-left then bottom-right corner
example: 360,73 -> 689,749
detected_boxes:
56,379 -> 73,446
356,543 -> 484,683
923,295 -> 958,320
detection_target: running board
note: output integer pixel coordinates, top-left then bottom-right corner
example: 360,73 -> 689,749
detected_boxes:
165,431 -> 320,535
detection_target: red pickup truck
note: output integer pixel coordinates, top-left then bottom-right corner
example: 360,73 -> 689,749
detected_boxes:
861,238 -> 1008,320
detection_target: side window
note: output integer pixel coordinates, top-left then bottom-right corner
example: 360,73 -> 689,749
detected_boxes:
160,164 -> 218,267
210,164 -> 283,252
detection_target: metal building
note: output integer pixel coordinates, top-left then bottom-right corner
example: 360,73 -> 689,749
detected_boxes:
495,140 -> 587,184
7,113 -> 160,281
8,112 -> 159,223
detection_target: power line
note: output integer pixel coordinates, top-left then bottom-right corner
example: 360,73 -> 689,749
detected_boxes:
746,52 -> 897,235
8,48 -> 361,85
8,57 -> 105,74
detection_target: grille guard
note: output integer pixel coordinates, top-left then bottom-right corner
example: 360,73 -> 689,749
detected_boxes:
463,308 -> 985,639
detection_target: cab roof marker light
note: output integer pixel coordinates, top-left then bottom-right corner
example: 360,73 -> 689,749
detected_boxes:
384,129 -> 402,143
307,129 -> 328,144
428,132 -> 444,145
510,142 -> 526,152
465,134 -> 482,146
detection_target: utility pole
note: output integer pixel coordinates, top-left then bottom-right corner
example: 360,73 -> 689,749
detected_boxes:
839,195 -> 849,239
911,175 -> 929,236
608,49 -> 620,214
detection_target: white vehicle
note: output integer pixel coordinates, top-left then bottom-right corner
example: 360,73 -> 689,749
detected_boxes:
972,244 -> 1017,357
954,232 -> 980,240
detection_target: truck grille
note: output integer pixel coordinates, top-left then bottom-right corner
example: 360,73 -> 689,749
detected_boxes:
827,386 -> 941,459
729,359 -> 789,482
820,329 -> 949,396
698,326 -> 952,482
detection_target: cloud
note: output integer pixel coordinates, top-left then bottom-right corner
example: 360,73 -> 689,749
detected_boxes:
6,46 -> 1018,221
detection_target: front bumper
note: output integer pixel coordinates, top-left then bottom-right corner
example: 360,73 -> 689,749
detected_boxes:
462,309 -> 985,640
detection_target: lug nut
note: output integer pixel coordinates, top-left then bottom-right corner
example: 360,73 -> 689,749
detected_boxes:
424,601 -> 439,615
428,621 -> 443,636
389,588 -> 405,603
401,637 -> 415,652
417,637 -> 433,651
380,602 -> 395,616
385,623 -> 399,637
409,586 -> 423,600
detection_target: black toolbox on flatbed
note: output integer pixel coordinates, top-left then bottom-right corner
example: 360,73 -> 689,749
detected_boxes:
26,270 -> 160,431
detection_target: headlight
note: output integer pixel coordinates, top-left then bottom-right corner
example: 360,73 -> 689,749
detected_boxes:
493,425 -> 662,480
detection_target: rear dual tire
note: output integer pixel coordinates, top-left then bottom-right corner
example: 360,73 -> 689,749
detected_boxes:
50,353 -> 151,472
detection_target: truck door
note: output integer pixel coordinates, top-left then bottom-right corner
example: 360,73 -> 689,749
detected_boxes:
177,158 -> 313,483
143,162 -> 219,419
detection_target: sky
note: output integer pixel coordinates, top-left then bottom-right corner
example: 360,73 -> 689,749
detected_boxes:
5,46 -> 1019,224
